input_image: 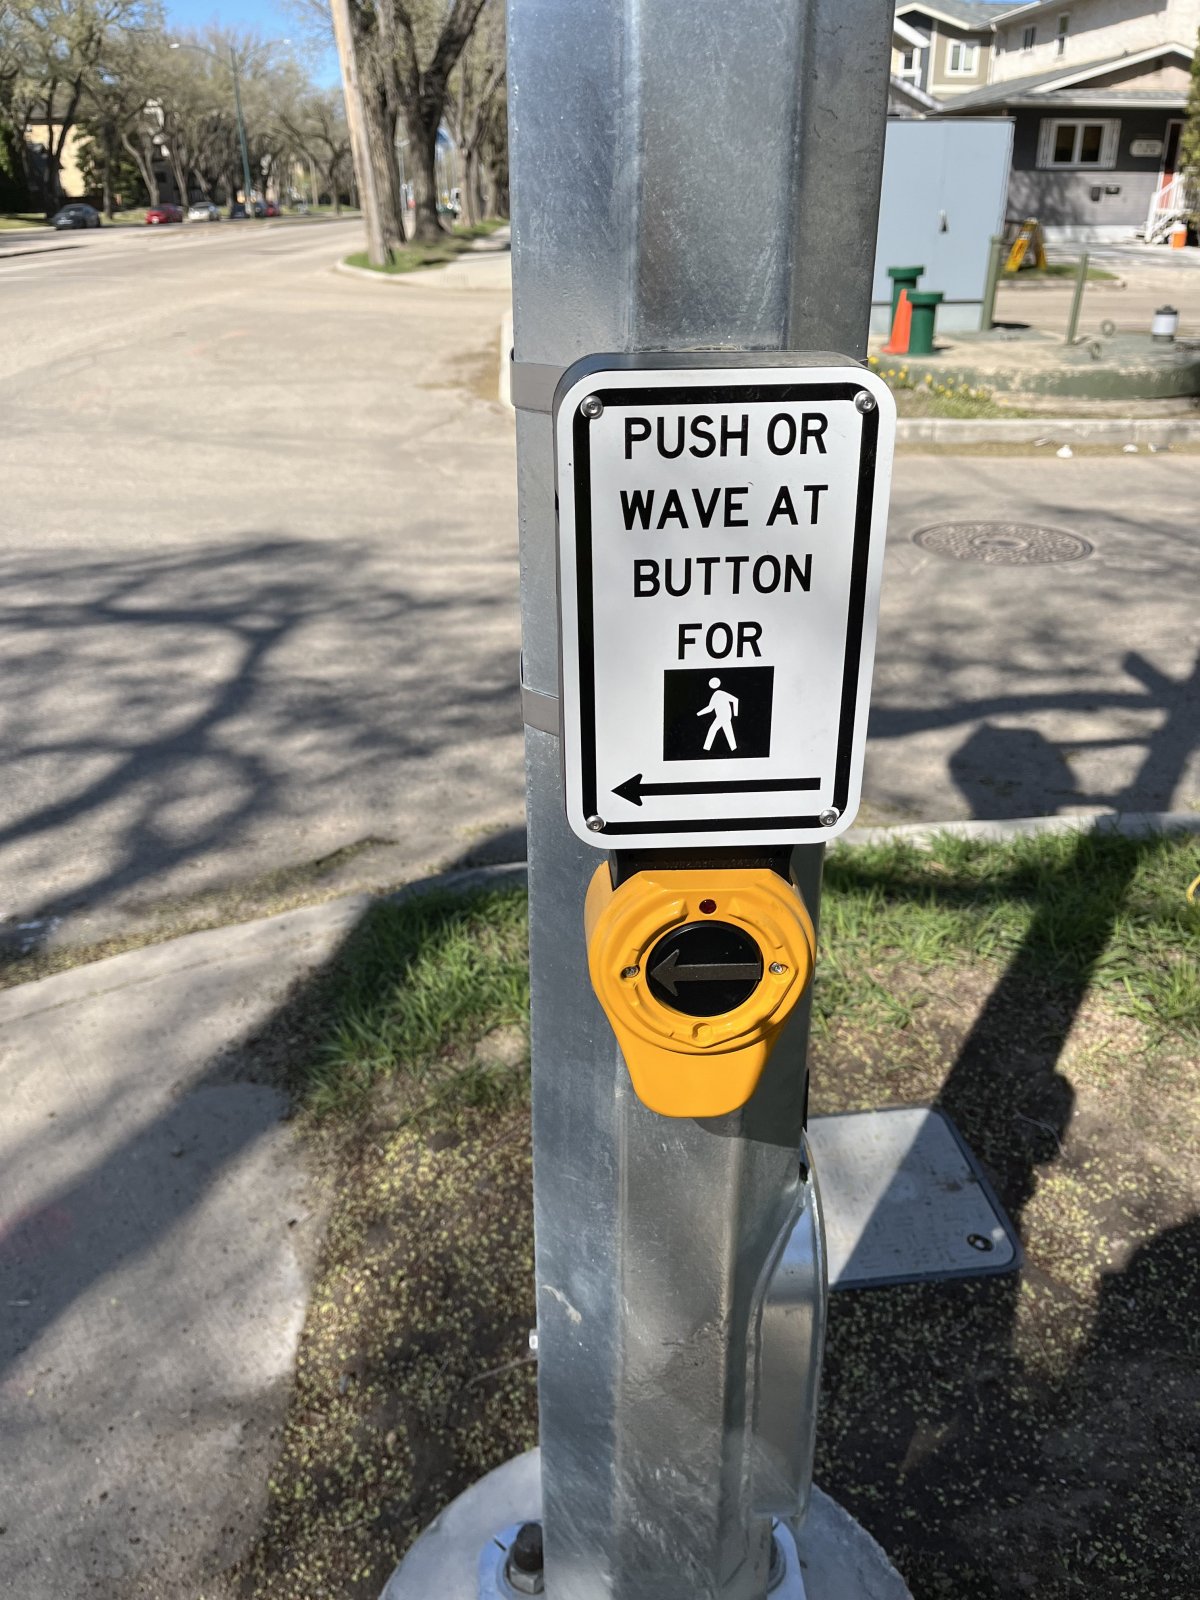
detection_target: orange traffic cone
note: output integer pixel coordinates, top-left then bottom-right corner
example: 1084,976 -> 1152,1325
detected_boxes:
882,288 -> 912,355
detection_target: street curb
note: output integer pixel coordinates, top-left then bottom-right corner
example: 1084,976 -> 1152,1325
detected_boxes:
334,258 -> 417,284
494,318 -> 1199,442
336,239 -> 511,287
895,416 -> 1200,445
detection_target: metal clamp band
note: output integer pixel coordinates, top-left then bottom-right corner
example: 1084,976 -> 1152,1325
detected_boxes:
510,357 -> 565,414
521,682 -> 561,736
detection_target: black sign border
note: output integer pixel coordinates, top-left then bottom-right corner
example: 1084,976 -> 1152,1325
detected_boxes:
571,379 -> 879,838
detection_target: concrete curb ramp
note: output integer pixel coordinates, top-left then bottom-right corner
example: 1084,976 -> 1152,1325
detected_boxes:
894,415 -> 1200,445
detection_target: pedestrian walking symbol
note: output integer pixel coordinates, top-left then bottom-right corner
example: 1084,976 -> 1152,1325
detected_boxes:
662,666 -> 774,762
700,678 -> 739,752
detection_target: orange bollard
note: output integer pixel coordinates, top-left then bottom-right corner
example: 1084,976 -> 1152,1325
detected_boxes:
882,287 -> 912,355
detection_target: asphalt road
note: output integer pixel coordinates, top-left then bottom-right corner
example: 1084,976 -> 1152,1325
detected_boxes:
0,223 -> 1197,949
0,220 -> 523,946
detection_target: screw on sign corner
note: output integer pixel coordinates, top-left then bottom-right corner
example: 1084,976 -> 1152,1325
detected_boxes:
580,394 -> 603,419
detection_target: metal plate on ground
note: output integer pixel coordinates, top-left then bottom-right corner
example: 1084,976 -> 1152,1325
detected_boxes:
808,1107 -> 1020,1289
912,522 -> 1092,565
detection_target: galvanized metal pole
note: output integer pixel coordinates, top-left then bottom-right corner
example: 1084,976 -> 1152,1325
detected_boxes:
508,4 -> 894,1597
230,48 -> 255,218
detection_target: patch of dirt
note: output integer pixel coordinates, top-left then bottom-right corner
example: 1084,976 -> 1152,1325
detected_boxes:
233,1104 -> 537,1600
810,963 -> 1200,1599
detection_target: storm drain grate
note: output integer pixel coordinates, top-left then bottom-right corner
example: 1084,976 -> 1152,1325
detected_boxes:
912,522 -> 1093,565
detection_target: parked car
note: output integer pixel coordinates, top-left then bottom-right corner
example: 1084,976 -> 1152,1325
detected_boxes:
51,203 -> 101,230
145,204 -> 183,225
228,202 -> 248,219
263,201 -> 280,217
186,201 -> 220,223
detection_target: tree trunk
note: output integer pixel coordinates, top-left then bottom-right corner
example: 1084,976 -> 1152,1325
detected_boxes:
169,148 -> 188,208
123,132 -> 159,205
42,149 -> 61,216
101,138 -> 114,219
405,107 -> 444,245
461,147 -> 478,225
361,71 -> 405,249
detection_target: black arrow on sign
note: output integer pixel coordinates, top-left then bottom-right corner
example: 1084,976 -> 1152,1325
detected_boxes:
612,773 -> 821,807
651,947 -> 762,997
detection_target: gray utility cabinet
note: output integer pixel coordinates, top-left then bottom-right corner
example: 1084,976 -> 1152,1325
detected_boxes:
872,117 -> 1013,334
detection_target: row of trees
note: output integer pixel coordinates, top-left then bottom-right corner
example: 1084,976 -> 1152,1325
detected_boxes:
0,0 -> 357,217
330,0 -> 507,252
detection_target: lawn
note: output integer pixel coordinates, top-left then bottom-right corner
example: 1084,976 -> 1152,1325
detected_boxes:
232,829 -> 1200,1600
1003,262 -> 1118,283
343,219 -> 508,276
868,356 -> 1028,419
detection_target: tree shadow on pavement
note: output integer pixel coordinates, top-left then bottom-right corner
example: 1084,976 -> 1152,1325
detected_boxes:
0,537 -> 522,953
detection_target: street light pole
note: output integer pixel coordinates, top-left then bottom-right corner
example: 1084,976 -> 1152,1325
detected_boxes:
229,46 -> 255,212
169,38 -> 270,214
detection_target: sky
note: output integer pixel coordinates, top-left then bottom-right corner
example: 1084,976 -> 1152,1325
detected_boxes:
164,0 -> 296,37
163,0 -> 341,83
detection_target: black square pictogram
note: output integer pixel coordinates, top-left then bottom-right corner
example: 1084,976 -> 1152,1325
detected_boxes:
662,666 -> 774,762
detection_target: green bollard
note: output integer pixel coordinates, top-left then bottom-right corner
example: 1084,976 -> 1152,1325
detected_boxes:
886,264 -> 924,326
907,290 -> 944,356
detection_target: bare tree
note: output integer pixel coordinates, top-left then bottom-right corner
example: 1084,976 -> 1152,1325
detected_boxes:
276,85 -> 352,213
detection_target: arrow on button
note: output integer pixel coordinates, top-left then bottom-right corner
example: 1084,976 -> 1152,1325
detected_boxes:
613,773 -> 821,807
650,947 -> 763,997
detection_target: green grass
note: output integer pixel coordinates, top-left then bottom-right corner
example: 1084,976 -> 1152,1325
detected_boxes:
295,884 -> 530,1116
290,831 -> 1198,1119
0,212 -> 49,230
344,219 -> 506,275
818,830 -> 1200,1040
1003,262 -> 1118,282
452,217 -> 507,238
869,356 -> 1029,418
0,207 -> 174,230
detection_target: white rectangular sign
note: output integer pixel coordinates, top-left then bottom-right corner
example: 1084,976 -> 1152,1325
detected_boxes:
554,359 -> 895,850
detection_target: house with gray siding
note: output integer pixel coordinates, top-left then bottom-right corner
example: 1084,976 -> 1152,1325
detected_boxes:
894,0 -> 1198,241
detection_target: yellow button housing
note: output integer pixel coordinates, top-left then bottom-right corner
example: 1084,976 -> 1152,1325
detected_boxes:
585,865 -> 815,1118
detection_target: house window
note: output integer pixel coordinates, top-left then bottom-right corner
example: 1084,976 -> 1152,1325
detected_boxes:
900,47 -> 917,74
1037,118 -> 1120,169
947,40 -> 979,74
1022,25 -> 1037,50
1056,14 -> 1069,56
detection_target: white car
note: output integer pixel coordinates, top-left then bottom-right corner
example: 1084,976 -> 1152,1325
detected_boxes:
186,201 -> 221,223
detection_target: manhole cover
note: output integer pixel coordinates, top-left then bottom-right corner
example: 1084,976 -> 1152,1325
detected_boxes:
912,522 -> 1093,565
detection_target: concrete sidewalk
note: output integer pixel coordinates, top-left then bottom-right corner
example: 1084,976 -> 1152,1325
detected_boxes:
0,897 -> 367,1599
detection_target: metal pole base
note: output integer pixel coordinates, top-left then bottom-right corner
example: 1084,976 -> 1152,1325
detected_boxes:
378,1451 -> 912,1600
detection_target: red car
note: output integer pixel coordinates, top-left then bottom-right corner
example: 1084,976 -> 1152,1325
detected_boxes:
145,205 -> 183,225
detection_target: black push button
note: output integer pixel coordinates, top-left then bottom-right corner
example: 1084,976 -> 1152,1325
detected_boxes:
647,921 -> 763,1017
